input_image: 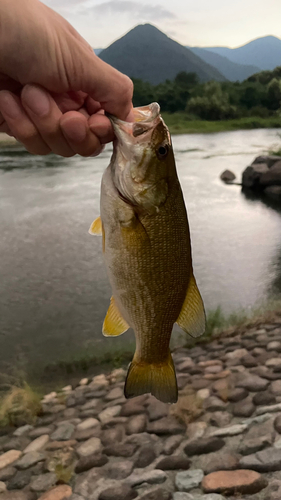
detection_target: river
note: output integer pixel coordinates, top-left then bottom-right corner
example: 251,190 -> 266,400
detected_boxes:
0,128 -> 281,384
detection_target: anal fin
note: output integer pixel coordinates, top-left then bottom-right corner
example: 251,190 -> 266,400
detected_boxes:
103,296 -> 129,337
176,273 -> 206,338
89,216 -> 102,235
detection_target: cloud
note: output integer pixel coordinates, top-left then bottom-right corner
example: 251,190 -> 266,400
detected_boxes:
79,1 -> 176,21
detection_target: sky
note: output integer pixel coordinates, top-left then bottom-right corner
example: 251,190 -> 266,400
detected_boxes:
42,0 -> 281,49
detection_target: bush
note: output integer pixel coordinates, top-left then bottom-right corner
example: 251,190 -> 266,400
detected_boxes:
0,383 -> 42,427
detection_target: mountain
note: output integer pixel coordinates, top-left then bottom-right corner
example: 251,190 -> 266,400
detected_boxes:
203,36 -> 281,71
99,24 -> 226,85
188,47 -> 260,81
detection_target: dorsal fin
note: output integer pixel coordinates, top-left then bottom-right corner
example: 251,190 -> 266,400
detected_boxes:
89,216 -> 102,235
103,296 -> 129,337
176,273 -> 206,338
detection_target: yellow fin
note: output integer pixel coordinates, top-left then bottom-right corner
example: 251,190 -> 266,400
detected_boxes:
176,273 -> 206,338
89,216 -> 102,235
102,296 -> 129,337
124,351 -> 178,404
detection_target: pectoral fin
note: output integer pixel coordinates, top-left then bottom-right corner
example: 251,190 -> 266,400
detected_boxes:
176,274 -> 206,338
89,216 -> 102,235
103,296 -> 129,337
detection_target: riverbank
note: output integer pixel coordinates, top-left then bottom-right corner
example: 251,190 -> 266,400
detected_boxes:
1,316 -> 281,499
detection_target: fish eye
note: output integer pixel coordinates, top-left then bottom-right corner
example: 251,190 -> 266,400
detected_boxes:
157,144 -> 169,159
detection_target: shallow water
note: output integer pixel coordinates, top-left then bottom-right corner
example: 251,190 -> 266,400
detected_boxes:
0,128 -> 281,379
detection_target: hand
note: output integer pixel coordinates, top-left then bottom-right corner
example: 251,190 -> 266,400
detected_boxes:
0,0 -> 133,157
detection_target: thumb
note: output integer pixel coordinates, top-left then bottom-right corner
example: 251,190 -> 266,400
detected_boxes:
77,48 -> 134,121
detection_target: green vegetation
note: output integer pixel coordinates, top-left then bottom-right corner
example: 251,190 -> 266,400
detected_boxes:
0,383 -> 42,427
133,67 -> 281,133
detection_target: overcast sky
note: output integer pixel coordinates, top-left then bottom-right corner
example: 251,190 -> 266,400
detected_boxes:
42,0 -> 281,49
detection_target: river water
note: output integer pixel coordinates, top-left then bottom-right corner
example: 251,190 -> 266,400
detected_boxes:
0,128 -> 281,382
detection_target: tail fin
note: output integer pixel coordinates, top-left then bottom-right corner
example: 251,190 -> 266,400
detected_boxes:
124,351 -> 178,404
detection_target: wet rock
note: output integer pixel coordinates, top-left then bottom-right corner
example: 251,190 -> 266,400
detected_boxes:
15,451 -> 45,470
184,437 -> 225,456
220,170 -> 236,182
105,460 -> 134,479
0,450 -> 22,470
253,391 -> 276,406
126,414 -> 147,435
232,397 -> 255,417
99,484 -> 137,500
239,447 -> 281,471
147,417 -> 185,435
157,454 -> 191,470
242,163 -> 269,189
126,469 -> 167,487
104,442 -> 137,457
7,470 -> 32,490
260,161 -> 281,186
202,469 -> 267,495
147,401 -> 169,421
37,485 -> 72,499
30,473 -> 57,492
75,453 -> 108,473
175,469 -> 204,491
77,437 -> 102,457
135,445 -> 157,467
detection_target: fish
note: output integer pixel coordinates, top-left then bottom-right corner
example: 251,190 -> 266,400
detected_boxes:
89,103 -> 205,404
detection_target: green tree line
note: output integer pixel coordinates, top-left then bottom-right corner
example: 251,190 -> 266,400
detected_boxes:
132,67 -> 281,120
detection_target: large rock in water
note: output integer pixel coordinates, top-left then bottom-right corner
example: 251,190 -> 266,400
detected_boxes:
264,186 -> 281,201
252,155 -> 281,168
220,170 -> 236,183
242,164 -> 269,189
260,160 -> 281,186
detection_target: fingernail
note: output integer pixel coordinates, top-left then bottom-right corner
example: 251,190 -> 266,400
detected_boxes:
63,118 -> 87,143
23,85 -> 50,117
0,92 -> 20,119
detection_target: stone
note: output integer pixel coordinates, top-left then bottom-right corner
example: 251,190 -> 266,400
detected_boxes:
209,423 -> 248,437
177,359 -> 195,372
173,494 -> 194,500
175,469 -> 204,491
252,154 -> 281,168
99,484 -> 138,500
192,379 -> 210,391
77,437 -> 102,457
198,451 -> 240,475
50,423 -> 75,441
104,442 -> 137,457
100,426 -> 124,446
197,389 -> 210,400
203,397 -> 227,412
126,469 -> 167,487
236,374 -> 269,391
274,415 -> 281,433
240,354 -> 257,367
30,473 -> 57,492
186,422 -> 207,440
163,435 -> 183,455
76,418 -> 99,432
260,160 -> 281,186
266,358 -> 281,368
253,391 -> 276,406
0,493 -> 30,500
184,437 -> 225,456
74,426 -> 101,442
256,403 -> 281,415
138,488 -> 172,500
16,451 -> 45,470
225,348 -> 248,359
29,427 -> 53,439
240,447 -> 281,471
0,450 -> 22,470
98,406 -> 121,425
202,470 -> 267,495
243,413 -> 273,425
80,399 -> 99,412
267,341 -> 281,351
271,380 -> 281,395
75,453 -> 108,473
37,485 -> 72,500
45,448 -> 75,473
105,387 -> 124,401
2,437 -> 30,452
126,414 -> 147,435
220,170 -> 236,182
242,163 -> 269,189
13,425 -> 33,437
232,398 -> 255,418
147,417 -> 185,435
135,445 -> 157,467
23,435 -> 49,453
105,460 -> 134,479
0,481 -> 6,493
121,401 -> 146,417
239,436 -> 272,455
147,400 -> 169,421
157,454 -> 191,470
0,467 -> 16,481
209,411 -> 232,428
46,439 -> 77,450
7,470 -> 32,490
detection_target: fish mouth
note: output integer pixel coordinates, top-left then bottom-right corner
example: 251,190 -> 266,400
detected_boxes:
107,103 -> 161,142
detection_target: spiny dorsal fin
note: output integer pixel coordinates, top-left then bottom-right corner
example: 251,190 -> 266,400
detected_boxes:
176,273 -> 206,338
103,296 -> 129,337
89,216 -> 102,235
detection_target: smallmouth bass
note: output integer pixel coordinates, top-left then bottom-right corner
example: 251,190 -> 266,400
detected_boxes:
90,103 -> 205,403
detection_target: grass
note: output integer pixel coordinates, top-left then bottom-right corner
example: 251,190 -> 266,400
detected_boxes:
0,383 -> 42,427
162,113 -> 281,135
